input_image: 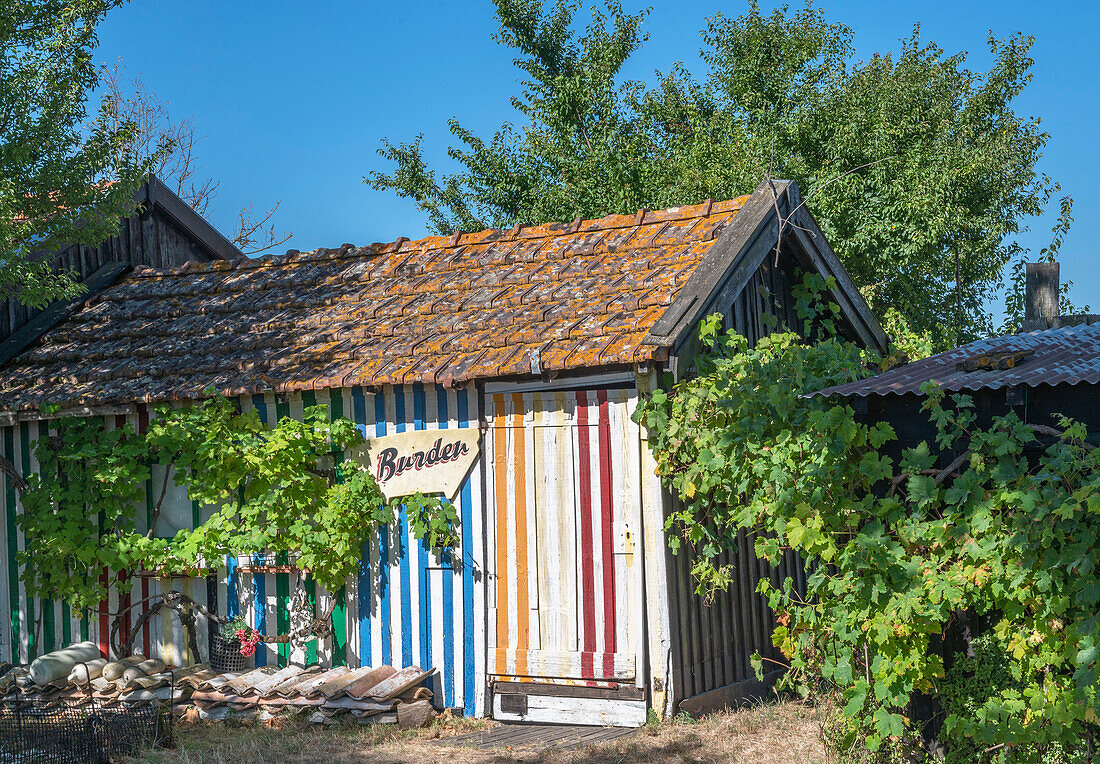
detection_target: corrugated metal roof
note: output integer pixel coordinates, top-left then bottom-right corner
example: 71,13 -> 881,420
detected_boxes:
809,322 -> 1100,398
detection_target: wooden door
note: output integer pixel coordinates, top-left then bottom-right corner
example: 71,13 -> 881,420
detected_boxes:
487,388 -> 642,687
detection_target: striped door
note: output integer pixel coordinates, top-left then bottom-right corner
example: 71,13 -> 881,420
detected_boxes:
488,388 -> 642,685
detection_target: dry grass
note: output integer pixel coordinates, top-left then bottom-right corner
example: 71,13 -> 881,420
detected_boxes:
128,699 -> 826,764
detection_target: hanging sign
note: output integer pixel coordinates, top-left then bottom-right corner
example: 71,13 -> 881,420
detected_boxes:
347,428 -> 481,501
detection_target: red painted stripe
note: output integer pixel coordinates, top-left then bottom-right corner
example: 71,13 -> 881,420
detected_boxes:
596,390 -> 617,678
575,391 -> 596,681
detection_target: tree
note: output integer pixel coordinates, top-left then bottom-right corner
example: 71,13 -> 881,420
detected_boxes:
0,0 -> 149,308
369,0 -> 1054,342
101,65 -> 292,256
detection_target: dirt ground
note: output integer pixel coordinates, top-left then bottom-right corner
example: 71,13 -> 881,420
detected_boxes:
129,698 -> 827,764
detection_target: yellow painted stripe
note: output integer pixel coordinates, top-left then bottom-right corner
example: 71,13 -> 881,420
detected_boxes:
493,394 -> 509,675
512,392 -> 529,678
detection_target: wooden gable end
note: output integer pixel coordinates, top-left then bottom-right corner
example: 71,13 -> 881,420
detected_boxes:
0,174 -> 240,343
644,179 -> 888,378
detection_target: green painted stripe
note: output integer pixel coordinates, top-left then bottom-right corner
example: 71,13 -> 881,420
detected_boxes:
305,576 -> 318,666
274,395 -> 291,667
301,390 -> 318,667
4,428 -> 18,662
276,558 -> 289,667
327,391 -> 348,667
61,603 -> 71,648
333,586 -> 347,667
19,423 -> 35,659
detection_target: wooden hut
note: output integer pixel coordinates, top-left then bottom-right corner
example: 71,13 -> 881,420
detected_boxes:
0,179 -> 886,725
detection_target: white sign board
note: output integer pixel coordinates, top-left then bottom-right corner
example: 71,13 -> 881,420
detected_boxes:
348,428 -> 481,501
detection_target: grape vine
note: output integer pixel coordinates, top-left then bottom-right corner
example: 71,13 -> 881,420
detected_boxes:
636,283 -> 1100,760
17,395 -> 459,619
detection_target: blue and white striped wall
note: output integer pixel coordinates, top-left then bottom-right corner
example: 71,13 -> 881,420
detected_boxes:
0,384 -> 487,717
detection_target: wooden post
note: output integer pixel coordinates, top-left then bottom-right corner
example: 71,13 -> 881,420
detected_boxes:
1023,262 -> 1059,332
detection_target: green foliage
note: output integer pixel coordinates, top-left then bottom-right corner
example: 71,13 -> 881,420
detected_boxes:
0,0 -> 152,307
636,301 -> 1100,758
19,396 -> 457,614
370,0 -> 1054,339
220,614 -> 252,643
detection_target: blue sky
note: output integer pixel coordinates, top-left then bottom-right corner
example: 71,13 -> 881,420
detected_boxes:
97,1 -> 1099,316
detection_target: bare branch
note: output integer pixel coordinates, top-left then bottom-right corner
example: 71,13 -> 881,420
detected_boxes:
0,454 -> 27,492
233,201 -> 293,256
101,61 -> 290,252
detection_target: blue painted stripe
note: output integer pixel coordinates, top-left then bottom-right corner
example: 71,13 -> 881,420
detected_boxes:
394,390 -> 413,667
458,389 -> 476,716
352,386 -> 372,666
251,393 -> 268,667
413,384 -> 432,675
375,392 -> 392,666
437,385 -> 455,708
226,556 -> 238,618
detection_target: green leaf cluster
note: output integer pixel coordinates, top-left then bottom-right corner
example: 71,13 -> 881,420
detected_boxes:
636,287 -> 1100,759
19,395 -> 457,613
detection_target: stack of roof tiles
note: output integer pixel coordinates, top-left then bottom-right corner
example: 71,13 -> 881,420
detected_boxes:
0,662 -> 434,724
0,197 -> 748,413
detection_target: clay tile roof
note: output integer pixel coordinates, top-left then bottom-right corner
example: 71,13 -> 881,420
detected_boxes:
0,197 -> 750,411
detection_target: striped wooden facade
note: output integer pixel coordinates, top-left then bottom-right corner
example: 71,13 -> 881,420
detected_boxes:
487,387 -> 644,685
0,385 -> 487,716
0,380 -> 809,722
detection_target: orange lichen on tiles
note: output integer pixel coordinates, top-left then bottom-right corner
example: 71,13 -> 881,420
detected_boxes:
0,195 -> 750,411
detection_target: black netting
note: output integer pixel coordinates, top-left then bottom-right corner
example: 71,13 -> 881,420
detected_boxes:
209,630 -> 251,673
0,697 -> 173,764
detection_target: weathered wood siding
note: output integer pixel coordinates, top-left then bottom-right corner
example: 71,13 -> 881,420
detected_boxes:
2,205 -> 225,343
485,387 -> 644,684
664,523 -> 807,707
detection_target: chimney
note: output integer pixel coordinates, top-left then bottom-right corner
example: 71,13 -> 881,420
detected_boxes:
1022,262 -> 1059,332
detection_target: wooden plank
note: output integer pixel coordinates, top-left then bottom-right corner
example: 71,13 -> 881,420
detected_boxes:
492,693 -> 647,727
491,679 -> 644,701
490,648 -> 634,680
1024,262 -> 1060,331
